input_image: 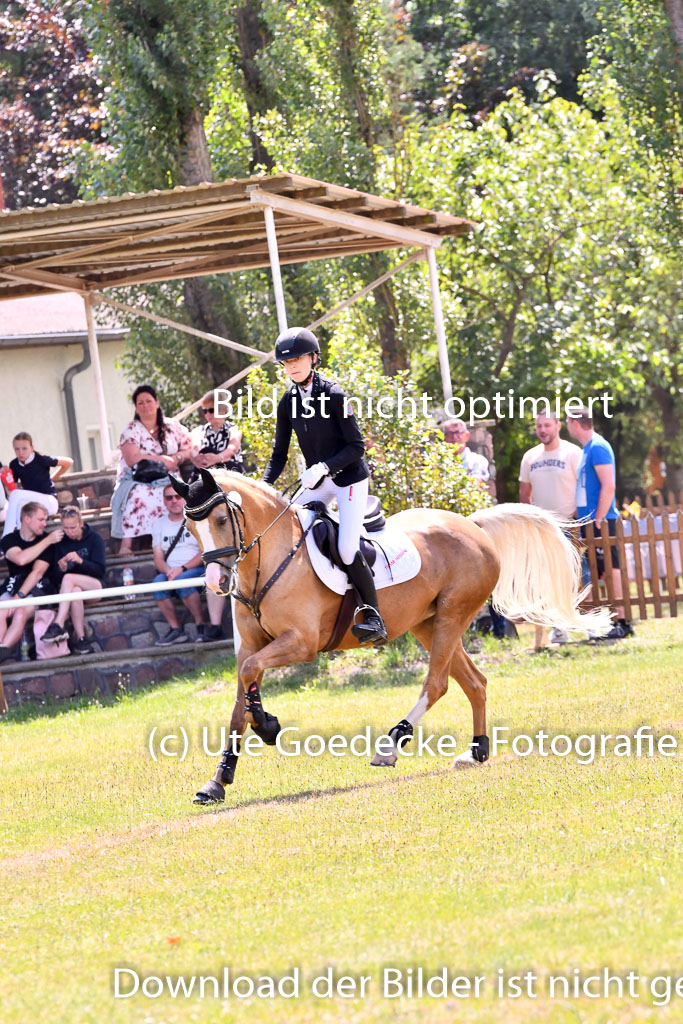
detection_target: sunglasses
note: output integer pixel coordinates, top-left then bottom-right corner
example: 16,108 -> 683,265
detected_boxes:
60,510 -> 80,519
200,407 -> 215,416
164,494 -> 184,502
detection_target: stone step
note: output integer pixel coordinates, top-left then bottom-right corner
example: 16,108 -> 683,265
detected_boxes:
4,588 -> 233,653
1,637 -> 234,704
55,469 -> 117,507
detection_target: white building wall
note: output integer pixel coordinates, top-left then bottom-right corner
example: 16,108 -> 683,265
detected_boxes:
0,340 -> 132,470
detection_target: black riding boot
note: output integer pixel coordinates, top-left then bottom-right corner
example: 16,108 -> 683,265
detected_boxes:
345,552 -> 388,647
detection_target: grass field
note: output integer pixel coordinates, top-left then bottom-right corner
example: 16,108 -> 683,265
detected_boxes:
1,620 -> 682,1024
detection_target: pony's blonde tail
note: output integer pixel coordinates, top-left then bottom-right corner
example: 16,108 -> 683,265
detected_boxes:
469,503 -> 613,634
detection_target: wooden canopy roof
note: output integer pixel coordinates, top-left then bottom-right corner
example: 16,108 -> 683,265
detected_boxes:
0,173 -> 474,302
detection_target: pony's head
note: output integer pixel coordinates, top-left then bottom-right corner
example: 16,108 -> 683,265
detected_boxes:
168,468 -> 245,594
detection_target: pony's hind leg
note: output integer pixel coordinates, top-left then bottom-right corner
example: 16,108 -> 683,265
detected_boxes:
448,643 -> 489,766
370,614 -> 454,767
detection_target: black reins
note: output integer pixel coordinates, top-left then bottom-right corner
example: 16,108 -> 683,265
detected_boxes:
184,482 -> 312,637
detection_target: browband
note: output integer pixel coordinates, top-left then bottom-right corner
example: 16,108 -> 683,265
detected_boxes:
184,490 -> 232,521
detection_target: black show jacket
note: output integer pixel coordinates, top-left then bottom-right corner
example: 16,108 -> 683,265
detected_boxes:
263,373 -> 369,488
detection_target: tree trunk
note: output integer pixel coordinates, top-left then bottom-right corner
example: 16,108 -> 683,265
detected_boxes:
367,253 -> 407,374
665,0 -> 683,66
652,385 -> 683,492
178,108 -> 213,186
234,1 -> 274,171
326,2 -> 404,373
177,104 -> 242,379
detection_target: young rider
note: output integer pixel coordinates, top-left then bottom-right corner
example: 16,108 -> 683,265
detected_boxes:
263,327 -> 388,647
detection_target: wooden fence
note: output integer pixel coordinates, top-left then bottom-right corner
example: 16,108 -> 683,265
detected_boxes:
622,489 -> 683,514
580,508 -> 683,619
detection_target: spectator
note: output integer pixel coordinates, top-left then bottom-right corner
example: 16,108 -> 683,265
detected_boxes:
190,390 -> 244,478
520,412 -> 582,645
441,419 -> 490,481
111,384 -> 192,555
0,502 -> 63,663
567,408 -> 633,639
152,484 -> 224,646
40,506 -> 106,655
2,432 -> 73,538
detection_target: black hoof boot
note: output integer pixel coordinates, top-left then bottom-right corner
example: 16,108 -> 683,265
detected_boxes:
251,711 -> 281,745
471,735 -> 490,763
351,606 -> 388,647
245,682 -> 281,745
193,779 -> 226,805
389,719 -> 414,751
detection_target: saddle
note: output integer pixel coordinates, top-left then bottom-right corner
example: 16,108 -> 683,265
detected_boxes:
304,495 -> 386,572
303,496 -> 388,653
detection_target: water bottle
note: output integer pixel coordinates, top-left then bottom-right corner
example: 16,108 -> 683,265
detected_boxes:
123,565 -> 135,600
0,464 -> 16,492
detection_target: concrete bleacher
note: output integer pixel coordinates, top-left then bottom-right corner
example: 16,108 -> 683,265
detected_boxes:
1,469 -> 235,706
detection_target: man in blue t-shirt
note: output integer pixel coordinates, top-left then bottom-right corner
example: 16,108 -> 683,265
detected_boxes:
567,408 -> 633,639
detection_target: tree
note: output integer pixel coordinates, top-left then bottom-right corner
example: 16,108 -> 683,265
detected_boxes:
0,0 -> 106,208
404,0 -> 599,118
80,0 -> 265,385
254,0 -> 422,373
401,82 -> 675,496
582,0 -> 683,487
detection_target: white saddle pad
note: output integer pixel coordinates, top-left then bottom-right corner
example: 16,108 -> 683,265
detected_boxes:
296,507 -> 421,596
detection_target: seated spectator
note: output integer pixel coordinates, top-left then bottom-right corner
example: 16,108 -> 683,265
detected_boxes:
2,432 -> 73,537
190,390 -> 244,477
0,502 -> 63,663
152,484 -> 224,646
111,384 -> 192,555
41,505 -> 106,655
441,419 -> 490,481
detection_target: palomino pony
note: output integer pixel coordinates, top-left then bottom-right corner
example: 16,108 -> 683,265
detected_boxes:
171,469 -> 610,804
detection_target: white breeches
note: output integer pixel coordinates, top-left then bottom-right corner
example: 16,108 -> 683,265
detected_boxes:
297,476 -> 369,565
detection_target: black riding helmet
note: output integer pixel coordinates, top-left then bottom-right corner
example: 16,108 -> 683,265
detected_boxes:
274,327 -> 321,366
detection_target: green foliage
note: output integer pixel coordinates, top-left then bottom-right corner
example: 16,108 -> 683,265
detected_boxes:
583,0 -> 683,177
4,0 -> 683,493
397,80 -> 681,492
405,0 -> 599,116
79,0 -> 227,192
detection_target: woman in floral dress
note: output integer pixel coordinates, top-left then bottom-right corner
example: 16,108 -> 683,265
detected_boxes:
111,385 -> 192,554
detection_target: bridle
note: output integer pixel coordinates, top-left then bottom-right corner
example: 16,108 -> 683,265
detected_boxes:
184,489 -> 246,573
184,482 -> 312,637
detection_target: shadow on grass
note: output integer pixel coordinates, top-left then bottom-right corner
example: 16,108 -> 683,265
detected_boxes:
193,763 -> 463,821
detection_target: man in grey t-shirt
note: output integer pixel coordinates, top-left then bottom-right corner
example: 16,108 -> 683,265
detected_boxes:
151,484 -> 224,645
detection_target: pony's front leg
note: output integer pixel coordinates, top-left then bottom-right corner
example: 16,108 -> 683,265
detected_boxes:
194,673 -> 249,805
240,628 -> 318,741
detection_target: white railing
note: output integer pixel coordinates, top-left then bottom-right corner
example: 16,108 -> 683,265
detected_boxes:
0,577 -> 206,610
1,578 -> 242,658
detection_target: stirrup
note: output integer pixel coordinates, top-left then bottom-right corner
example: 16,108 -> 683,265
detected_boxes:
351,604 -> 388,647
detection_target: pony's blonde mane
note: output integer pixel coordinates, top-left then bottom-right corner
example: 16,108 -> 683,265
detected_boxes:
211,470 -> 289,508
